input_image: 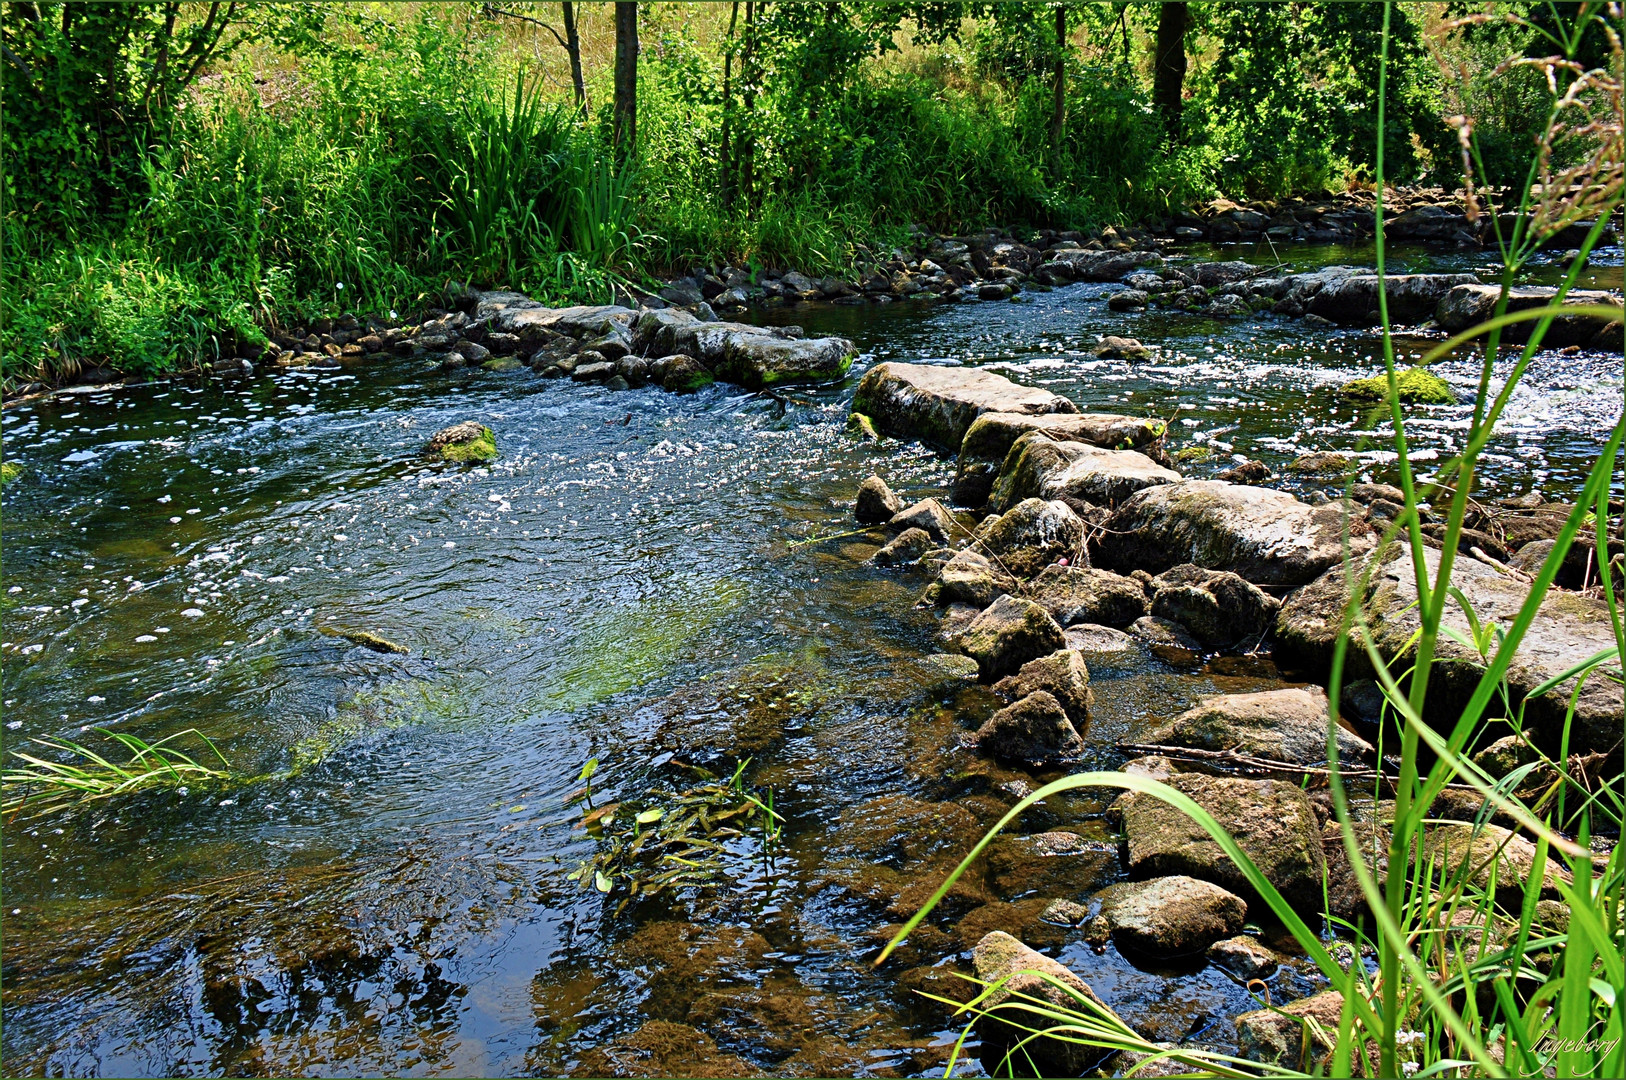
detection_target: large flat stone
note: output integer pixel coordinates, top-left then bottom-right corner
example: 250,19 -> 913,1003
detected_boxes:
492,303 -> 638,339
1276,545 -> 1624,754
1095,481 -> 1374,588
1141,686 -> 1373,766
1306,273 -> 1480,325
1435,283 -> 1623,348
1121,773 -> 1326,913
954,411 -> 1163,507
631,309 -> 854,387
988,431 -> 1181,514
852,363 -> 1077,451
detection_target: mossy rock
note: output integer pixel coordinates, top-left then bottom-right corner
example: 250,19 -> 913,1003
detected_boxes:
0,461 -> 20,486
1336,367 -> 1455,406
1173,445 -> 1213,462
424,421 -> 497,462
845,411 -> 880,441
481,357 -> 523,373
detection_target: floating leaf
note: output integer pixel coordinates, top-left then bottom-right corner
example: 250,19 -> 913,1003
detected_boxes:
635,808 -> 664,825
594,870 -> 612,893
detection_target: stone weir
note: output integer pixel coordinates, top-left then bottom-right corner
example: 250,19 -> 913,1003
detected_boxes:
839,358 -> 1615,1071
263,287 -> 858,392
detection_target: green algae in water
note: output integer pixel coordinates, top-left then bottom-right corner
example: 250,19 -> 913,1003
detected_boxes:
1,461 -> 20,486
1336,367 -> 1456,406
534,578 -> 748,714
289,677 -> 471,774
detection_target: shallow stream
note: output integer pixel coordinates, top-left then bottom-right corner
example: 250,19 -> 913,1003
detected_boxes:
2,243 -> 1620,1076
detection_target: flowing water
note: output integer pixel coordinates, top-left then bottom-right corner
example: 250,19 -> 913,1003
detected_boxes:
2,243 -> 1621,1077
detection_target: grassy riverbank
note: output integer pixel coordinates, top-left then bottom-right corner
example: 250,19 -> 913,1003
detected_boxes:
0,2 -> 1563,391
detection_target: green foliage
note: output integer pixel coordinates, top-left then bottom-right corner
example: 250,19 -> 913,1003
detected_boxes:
2,728 -> 231,815
1337,367 -> 1458,406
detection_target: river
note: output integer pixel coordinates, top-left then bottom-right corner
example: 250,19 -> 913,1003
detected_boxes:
2,242 -> 1620,1076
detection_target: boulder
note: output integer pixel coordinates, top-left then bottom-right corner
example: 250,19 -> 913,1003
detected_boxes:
953,411 -> 1160,507
852,362 -> 1077,451
975,498 -> 1085,578
1044,248 -> 1162,282
1121,774 -> 1326,912
971,932 -> 1112,1078
1141,686 -> 1373,767
490,302 -> 636,342
1147,564 -> 1280,649
1235,990 -> 1345,1067
1092,336 -> 1154,361
1129,615 -> 1204,660
1206,935 -> 1277,979
1093,875 -> 1247,957
1470,734 -> 1539,778
1436,283 -> 1623,348
1276,545 -> 1624,754
424,421 -> 497,462
989,431 -> 1180,514
1335,368 -> 1455,405
856,475 -> 902,524
1095,481 -> 1375,588
659,355 -> 714,393
932,549 -> 1020,608
871,527 -> 934,567
993,649 -> 1093,728
953,594 -> 1068,681
1066,623 -> 1137,653
1028,566 -> 1149,627
1108,289 -> 1149,311
971,690 -> 1084,765
1306,273 -> 1480,325
713,331 -> 855,388
889,498 -> 957,543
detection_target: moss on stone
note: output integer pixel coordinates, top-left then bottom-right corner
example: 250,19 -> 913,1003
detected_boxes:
0,461 -> 20,486
481,357 -> 523,372
432,424 -> 497,462
845,411 -> 879,440
1336,367 -> 1455,406
1174,445 -> 1213,462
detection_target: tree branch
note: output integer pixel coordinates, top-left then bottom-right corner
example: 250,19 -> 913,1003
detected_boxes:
482,3 -> 569,50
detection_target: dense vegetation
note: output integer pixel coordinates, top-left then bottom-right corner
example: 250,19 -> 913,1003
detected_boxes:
0,2 -> 1595,387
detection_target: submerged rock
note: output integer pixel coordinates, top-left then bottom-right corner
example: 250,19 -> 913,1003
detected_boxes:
971,931 -> 1113,1078
855,475 -> 902,524
852,362 -> 1077,451
971,690 -> 1084,765
953,594 -> 1068,681
1095,480 -> 1374,588
424,421 -> 497,462
1276,545 -> 1624,754
1093,875 -> 1247,957
986,831 -> 1115,899
1147,564 -> 1280,649
1120,774 -> 1326,913
992,648 -> 1093,729
988,431 -> 1180,514
1141,686 -> 1373,767
1092,336 -> 1154,361
954,410 -> 1160,508
1029,566 -> 1149,628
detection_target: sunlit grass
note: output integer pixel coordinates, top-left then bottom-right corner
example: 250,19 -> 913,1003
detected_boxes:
2,728 -> 230,814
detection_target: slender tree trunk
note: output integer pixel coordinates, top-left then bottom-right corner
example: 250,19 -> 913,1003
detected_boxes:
1050,3 -> 1066,168
721,1 -> 739,210
1153,1 -> 1188,140
562,1 -> 585,114
738,1 -> 757,213
613,1 -> 638,158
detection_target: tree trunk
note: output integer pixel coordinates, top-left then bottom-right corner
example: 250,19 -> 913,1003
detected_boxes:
1050,4 -> 1066,166
721,1 -> 739,210
738,1 -> 757,212
613,1 -> 638,158
1153,1 -> 1188,140
562,2 -> 585,114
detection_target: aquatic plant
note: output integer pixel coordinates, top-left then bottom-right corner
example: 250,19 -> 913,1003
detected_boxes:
567,758 -> 784,916
2,728 -> 230,814
889,5 -> 1626,1076
1337,367 -> 1457,406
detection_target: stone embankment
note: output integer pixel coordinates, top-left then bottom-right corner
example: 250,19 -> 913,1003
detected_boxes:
842,359 -> 1617,1071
